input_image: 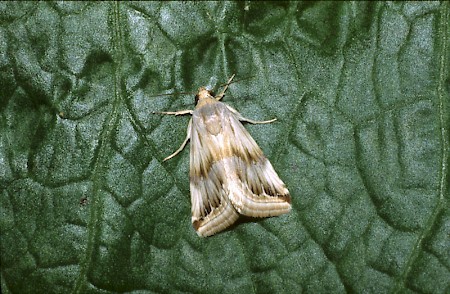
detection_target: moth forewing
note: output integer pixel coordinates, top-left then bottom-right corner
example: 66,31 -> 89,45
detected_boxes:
154,75 -> 291,237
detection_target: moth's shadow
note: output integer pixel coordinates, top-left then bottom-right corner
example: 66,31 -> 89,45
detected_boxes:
221,215 -> 267,234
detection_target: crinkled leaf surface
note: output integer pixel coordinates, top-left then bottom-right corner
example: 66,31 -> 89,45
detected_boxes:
1,2 -> 449,293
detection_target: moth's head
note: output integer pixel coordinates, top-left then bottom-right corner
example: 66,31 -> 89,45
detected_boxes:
195,87 -> 214,105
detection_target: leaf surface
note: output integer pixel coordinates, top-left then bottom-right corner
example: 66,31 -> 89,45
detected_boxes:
1,2 -> 449,293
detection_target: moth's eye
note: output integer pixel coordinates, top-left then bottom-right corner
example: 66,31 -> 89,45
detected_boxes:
195,94 -> 199,105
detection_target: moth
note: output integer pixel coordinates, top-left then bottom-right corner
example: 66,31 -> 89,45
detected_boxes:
154,74 -> 291,237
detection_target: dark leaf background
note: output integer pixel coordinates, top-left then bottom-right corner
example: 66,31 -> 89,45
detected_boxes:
1,2 -> 449,293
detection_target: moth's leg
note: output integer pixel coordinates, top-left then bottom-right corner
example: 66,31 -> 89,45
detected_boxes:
153,110 -> 193,116
239,117 -> 277,124
163,118 -> 192,161
225,105 -> 277,124
215,74 -> 236,101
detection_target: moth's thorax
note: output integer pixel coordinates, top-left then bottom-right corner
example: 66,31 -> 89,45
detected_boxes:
194,95 -> 223,136
195,87 -> 217,108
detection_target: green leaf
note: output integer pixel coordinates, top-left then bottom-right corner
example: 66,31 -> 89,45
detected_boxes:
1,2 -> 449,293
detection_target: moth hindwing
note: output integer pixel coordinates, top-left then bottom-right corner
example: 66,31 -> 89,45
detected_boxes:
154,74 -> 291,237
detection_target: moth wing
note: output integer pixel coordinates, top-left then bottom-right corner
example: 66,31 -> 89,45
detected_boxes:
190,170 -> 239,237
189,103 -> 240,237
223,105 -> 291,217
